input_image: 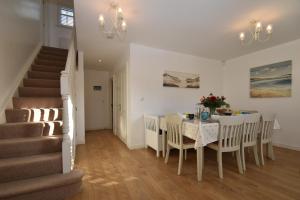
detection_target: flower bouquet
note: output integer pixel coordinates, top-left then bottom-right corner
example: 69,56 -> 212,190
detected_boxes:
200,93 -> 229,117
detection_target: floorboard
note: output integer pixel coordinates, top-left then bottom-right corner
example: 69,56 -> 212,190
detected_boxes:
68,130 -> 300,200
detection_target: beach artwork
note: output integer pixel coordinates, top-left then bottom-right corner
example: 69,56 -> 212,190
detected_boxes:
163,71 -> 200,88
250,60 -> 292,98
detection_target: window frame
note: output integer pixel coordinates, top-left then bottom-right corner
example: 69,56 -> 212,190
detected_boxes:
58,6 -> 74,28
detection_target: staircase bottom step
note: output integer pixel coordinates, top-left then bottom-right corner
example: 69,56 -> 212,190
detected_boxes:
0,170 -> 83,200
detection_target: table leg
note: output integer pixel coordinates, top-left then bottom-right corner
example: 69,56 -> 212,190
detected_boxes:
162,130 -> 166,158
197,147 -> 203,181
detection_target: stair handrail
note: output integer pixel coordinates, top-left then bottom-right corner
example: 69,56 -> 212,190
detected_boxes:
60,34 -> 77,173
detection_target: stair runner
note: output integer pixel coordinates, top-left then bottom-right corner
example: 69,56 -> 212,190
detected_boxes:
0,46 -> 83,200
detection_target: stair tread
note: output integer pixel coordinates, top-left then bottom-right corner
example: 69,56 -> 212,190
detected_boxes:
42,46 -> 68,51
0,152 -> 61,168
19,87 -> 61,97
0,170 -> 83,199
23,78 -> 61,88
13,97 -> 63,109
0,135 -> 62,144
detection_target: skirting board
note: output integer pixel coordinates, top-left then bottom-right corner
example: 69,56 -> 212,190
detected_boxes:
127,143 -> 145,150
0,42 -> 42,123
273,143 -> 300,151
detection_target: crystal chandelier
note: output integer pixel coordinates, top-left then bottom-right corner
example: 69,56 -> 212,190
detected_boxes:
239,20 -> 273,45
98,1 -> 127,40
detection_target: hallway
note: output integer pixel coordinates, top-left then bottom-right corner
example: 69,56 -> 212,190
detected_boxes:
69,130 -> 300,200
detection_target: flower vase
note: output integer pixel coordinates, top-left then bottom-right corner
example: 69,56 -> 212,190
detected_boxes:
209,107 -> 216,118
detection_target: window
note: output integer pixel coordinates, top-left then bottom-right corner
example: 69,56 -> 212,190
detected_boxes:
59,7 -> 74,27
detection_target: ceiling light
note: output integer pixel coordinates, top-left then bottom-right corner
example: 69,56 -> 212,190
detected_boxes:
98,59 -> 102,63
239,20 -> 273,45
98,2 -> 127,40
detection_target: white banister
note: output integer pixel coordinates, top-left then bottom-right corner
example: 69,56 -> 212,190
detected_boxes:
60,35 -> 77,173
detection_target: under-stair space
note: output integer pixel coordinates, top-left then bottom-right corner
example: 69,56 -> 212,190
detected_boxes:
0,46 -> 83,200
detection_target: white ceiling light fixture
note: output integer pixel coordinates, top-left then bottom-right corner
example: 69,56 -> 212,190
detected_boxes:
239,20 -> 273,45
98,1 -> 127,40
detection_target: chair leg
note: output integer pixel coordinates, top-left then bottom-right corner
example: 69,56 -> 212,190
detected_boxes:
165,144 -> 170,164
217,151 -> 223,179
184,149 -> 187,160
236,150 -> 243,174
156,150 -> 160,157
267,142 -> 275,160
253,145 -> 260,166
178,149 -> 184,175
241,146 -> 246,172
259,142 -> 265,166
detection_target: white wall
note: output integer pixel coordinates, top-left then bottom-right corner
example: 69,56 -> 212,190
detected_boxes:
128,43 -> 223,149
224,39 -> 300,150
75,51 -> 85,144
84,69 -> 112,130
44,0 -> 73,49
0,0 -> 42,123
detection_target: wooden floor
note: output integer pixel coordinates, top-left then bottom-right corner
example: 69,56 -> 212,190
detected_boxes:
68,130 -> 300,200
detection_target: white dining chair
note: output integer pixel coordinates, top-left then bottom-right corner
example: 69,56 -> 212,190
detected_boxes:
207,115 -> 244,179
164,113 -> 195,175
144,115 -> 162,157
241,113 -> 261,171
258,113 -> 276,166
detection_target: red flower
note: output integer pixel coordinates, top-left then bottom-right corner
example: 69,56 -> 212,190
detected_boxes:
210,96 -> 217,102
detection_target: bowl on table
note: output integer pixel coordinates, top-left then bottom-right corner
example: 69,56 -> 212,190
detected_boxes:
185,113 -> 195,120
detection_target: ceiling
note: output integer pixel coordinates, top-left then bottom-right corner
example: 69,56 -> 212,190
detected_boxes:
74,0 -> 300,70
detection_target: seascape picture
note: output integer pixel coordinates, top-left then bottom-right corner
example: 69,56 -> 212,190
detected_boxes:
163,71 -> 200,88
250,60 -> 292,98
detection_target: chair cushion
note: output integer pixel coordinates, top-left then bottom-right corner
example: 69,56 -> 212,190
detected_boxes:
183,136 -> 195,145
207,142 -> 218,151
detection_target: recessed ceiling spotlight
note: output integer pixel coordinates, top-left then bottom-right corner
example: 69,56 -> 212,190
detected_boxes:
98,59 -> 102,63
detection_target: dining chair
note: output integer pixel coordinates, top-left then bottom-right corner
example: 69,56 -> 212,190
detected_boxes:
207,115 -> 244,179
144,115 -> 162,157
164,113 -> 195,175
241,113 -> 261,172
258,113 -> 276,166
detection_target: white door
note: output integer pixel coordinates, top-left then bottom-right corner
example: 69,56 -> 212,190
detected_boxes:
113,67 -> 127,143
84,70 -> 111,130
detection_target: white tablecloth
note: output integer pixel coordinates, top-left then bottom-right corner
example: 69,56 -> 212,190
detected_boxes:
159,117 -> 219,148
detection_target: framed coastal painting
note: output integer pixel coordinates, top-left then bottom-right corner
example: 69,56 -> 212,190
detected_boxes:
163,71 -> 200,88
250,60 -> 292,98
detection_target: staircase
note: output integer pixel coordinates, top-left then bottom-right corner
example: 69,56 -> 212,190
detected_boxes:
0,46 -> 83,200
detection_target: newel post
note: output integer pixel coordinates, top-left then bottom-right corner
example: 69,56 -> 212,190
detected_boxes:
62,95 -> 72,173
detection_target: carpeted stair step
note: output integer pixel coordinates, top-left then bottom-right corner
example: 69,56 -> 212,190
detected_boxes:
40,49 -> 68,57
0,153 -> 62,183
43,121 -> 63,136
19,87 -> 61,97
0,170 -> 83,200
35,59 -> 65,67
0,122 -> 43,139
28,71 -> 60,80
5,108 -> 63,123
31,64 -> 65,73
0,136 -> 62,159
13,97 -> 62,109
23,78 -> 60,88
41,46 -> 68,53
37,54 -> 67,62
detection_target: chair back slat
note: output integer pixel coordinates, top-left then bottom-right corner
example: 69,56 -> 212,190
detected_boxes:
165,114 -> 183,146
261,113 -> 275,142
218,116 -> 244,150
243,113 -> 261,146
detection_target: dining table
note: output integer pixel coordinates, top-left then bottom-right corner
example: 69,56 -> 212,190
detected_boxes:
159,114 -> 280,181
